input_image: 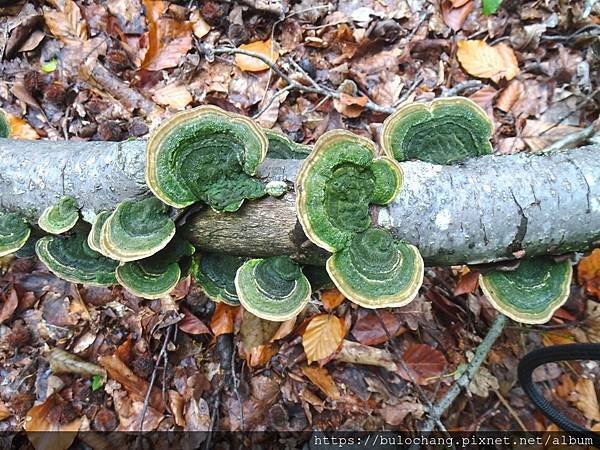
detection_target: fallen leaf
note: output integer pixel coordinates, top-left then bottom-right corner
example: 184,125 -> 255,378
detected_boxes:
320,288 -> 346,311
210,303 -> 239,337
542,331 -> 575,347
110,389 -> 163,431
302,314 -> 345,364
247,344 -> 277,367
0,288 -> 18,323
454,270 -> 480,295
184,397 -> 211,431
468,365 -> 499,397
441,0 -> 474,32
301,366 -> 341,400
578,249 -> 600,300
0,401 -> 11,421
457,40 -> 519,83
398,343 -> 447,385
270,317 -> 296,341
48,348 -> 106,378
235,39 -> 279,72
333,92 -> 368,118
496,80 -> 524,112
468,86 -> 498,119
574,378 -> 600,422
178,307 -> 211,335
168,390 -> 185,427
152,83 -> 192,110
379,401 -> 424,426
521,120 -> 582,152
335,340 -> 396,371
5,113 -> 40,139
24,394 -> 82,450
190,10 -> 210,39
351,309 -> 402,346
43,0 -> 88,45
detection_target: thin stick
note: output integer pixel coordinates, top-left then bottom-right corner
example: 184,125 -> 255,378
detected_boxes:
494,388 -> 528,431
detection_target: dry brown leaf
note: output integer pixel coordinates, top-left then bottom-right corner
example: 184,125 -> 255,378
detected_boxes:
578,249 -> 600,300
302,314 -> 345,364
398,343 -> 447,385
210,303 -> 240,337
43,0 -> 88,45
541,331 -> 575,347
333,92 -> 368,118
178,306 -> 211,335
48,348 -> 106,378
496,80 -> 524,112
574,378 -> 600,422
24,395 -> 82,450
335,340 -> 396,371
0,401 -> 11,421
168,390 -> 185,427
0,288 -> 18,324
5,114 -> 39,140
190,10 -> 210,39
235,39 -> 279,72
320,288 -> 346,311
521,120 -> 582,152
301,366 -> 340,400
379,401 -> 424,426
152,83 -> 192,110
454,270 -> 480,295
457,40 -> 519,83
441,0 -> 474,32
270,317 -> 296,341
184,398 -> 211,431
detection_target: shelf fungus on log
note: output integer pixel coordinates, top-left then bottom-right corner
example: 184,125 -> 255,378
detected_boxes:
146,105 -> 268,212
265,129 -> 311,159
296,130 -> 403,252
235,256 -> 311,321
193,253 -> 247,306
479,257 -> 573,324
87,211 -> 110,256
0,110 -> 8,138
116,236 -> 195,299
38,196 -> 79,234
380,97 -> 493,165
35,229 -> 118,286
0,213 -> 31,257
100,197 -> 175,262
327,228 -> 424,308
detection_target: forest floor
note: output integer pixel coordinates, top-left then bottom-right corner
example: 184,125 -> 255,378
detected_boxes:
1,0 -> 600,446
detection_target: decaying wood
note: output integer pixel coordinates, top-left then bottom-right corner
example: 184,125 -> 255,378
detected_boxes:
0,137 -> 598,267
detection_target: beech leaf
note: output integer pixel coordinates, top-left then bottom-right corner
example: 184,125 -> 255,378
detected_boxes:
235,39 -> 279,72
301,365 -> 341,400
457,40 -> 519,83
302,314 -> 345,364
397,343 -> 447,385
577,249 -> 600,299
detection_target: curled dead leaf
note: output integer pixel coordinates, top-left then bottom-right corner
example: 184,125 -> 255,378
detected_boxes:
320,288 -> 346,311
301,365 -> 340,400
235,39 -> 279,72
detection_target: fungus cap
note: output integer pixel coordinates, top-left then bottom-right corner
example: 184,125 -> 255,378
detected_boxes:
326,228 -> 424,309
0,213 -> 31,257
193,253 -> 247,306
296,130 -> 403,252
38,196 -> 79,234
100,197 -> 175,262
381,97 -> 493,165
479,257 -> 572,324
0,110 -> 8,138
235,256 -> 311,321
146,105 -> 268,212
35,230 -> 118,286
87,211 -> 110,256
265,129 -> 311,159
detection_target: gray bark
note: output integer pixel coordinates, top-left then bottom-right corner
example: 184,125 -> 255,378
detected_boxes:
0,137 -> 598,266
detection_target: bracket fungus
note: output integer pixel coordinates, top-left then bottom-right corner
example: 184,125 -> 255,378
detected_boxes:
35,229 -> 118,286
38,196 -> 79,234
479,257 -> 573,324
116,236 -> 195,299
327,228 -> 423,308
296,130 -> 403,252
0,213 -> 31,257
146,105 -> 268,212
87,211 -> 110,256
235,256 -> 311,321
380,97 -> 493,165
193,253 -> 247,306
100,197 -> 175,262
0,110 -> 8,138
265,129 -> 311,159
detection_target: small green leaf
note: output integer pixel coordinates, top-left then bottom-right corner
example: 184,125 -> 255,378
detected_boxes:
41,58 -> 58,73
91,374 -> 104,391
482,0 -> 502,15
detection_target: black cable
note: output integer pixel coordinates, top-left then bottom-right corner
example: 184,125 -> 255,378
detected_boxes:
518,343 -> 600,447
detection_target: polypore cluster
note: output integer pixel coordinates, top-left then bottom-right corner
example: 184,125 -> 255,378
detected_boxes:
0,100 -> 575,324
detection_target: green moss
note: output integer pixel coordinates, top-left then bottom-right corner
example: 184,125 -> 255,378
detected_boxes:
480,257 -> 572,324
381,97 -> 493,165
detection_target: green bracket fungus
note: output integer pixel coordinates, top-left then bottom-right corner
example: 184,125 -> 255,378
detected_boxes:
146,105 -> 268,212
380,97 -> 493,165
87,211 -> 110,256
38,196 -> 79,234
303,264 -> 335,292
265,129 -> 311,159
265,180 -> 288,197
116,236 -> 195,299
35,229 -> 118,286
193,253 -> 247,306
0,110 -> 9,138
235,256 -> 311,321
100,197 -> 176,262
326,228 -> 424,308
296,130 -> 403,252
0,213 -> 31,257
479,257 -> 573,324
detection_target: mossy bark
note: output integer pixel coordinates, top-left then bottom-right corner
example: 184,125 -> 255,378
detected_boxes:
0,137 -> 598,266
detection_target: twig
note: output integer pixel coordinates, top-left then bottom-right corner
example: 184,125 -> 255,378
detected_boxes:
442,80 -> 483,97
231,345 -> 245,431
493,388 -> 528,431
417,314 -> 508,433
139,325 -> 173,431
538,120 -> 600,153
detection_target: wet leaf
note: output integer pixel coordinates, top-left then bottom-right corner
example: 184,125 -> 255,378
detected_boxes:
235,39 -> 279,72
398,343 -> 447,385
320,288 -> 346,311
574,378 -> 600,422
578,249 -> 600,300
301,366 -> 340,400
302,314 -> 345,364
178,306 -> 211,335
457,40 -> 519,82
